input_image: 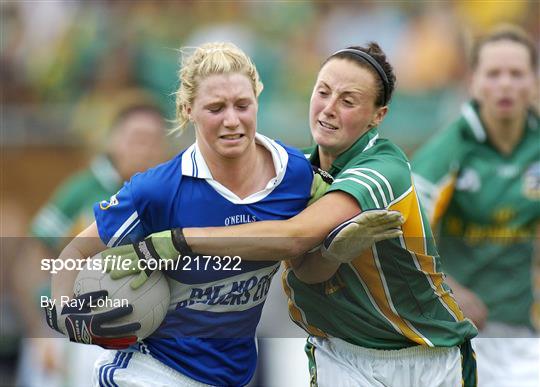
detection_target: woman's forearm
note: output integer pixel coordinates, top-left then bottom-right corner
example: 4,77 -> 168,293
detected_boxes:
51,222 -> 106,302
51,243 -> 88,301
183,192 -> 360,261
184,219 -> 318,260
291,249 -> 340,284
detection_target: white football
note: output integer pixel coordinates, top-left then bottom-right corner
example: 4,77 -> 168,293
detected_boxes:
73,253 -> 170,340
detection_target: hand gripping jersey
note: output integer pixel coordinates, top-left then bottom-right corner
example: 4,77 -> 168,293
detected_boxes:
283,128 -> 478,350
412,101 -> 540,328
94,134 -> 312,386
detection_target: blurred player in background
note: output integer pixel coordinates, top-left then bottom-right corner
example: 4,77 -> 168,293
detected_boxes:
31,104 -> 168,248
0,198 -> 29,386
103,42 -> 478,386
412,25 -> 539,386
18,102 -> 167,387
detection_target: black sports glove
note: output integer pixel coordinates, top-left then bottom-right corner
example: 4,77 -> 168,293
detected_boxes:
44,290 -> 140,349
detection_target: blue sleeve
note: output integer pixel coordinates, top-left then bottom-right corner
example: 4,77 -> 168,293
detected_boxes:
93,156 -> 182,246
93,178 -> 146,247
282,143 -> 313,202
297,152 -> 314,200
287,143 -> 313,185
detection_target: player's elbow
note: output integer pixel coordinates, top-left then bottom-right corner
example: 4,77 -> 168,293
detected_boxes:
292,265 -> 336,284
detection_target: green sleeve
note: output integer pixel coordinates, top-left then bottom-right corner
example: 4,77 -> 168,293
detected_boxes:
328,157 -> 412,211
30,171 -> 97,248
411,127 -> 462,185
411,124 -> 465,223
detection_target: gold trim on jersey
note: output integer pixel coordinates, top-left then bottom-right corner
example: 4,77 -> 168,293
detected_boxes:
432,173 -> 457,227
390,186 -> 464,322
282,264 -> 327,337
349,248 -> 433,346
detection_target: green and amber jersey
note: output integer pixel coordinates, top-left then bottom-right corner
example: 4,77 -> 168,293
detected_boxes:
283,128 -> 477,350
412,101 -> 540,328
30,155 -> 122,251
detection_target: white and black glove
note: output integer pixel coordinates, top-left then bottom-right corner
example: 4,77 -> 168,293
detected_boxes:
321,210 -> 404,263
44,290 -> 140,349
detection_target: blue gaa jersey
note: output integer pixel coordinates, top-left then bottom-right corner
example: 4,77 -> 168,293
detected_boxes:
94,133 -> 312,386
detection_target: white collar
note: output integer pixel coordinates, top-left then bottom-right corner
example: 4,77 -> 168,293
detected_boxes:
462,101 -> 539,141
181,133 -> 289,204
461,102 -> 487,142
90,155 -> 122,192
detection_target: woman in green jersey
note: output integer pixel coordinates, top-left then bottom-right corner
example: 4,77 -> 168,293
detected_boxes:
412,25 -> 539,387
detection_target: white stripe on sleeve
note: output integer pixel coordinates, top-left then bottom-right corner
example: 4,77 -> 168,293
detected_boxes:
107,211 -> 139,247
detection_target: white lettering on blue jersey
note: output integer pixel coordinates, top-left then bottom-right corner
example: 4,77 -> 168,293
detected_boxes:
170,263 -> 279,312
93,133 -> 313,386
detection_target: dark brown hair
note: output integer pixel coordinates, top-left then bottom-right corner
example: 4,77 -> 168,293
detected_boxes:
470,24 -> 537,70
324,42 -> 396,107
111,104 -> 165,131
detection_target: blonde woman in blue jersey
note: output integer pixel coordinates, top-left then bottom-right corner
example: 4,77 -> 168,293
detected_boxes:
103,43 -> 478,386
412,25 -> 539,387
43,42 -> 400,386
44,42 -> 312,386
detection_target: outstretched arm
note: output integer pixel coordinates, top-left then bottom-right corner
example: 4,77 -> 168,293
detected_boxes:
103,191 -> 402,289
290,210 -> 404,283
183,190 -> 360,259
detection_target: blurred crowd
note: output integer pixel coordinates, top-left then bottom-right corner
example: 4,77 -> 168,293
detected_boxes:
1,1 -> 539,386
2,1 -> 538,148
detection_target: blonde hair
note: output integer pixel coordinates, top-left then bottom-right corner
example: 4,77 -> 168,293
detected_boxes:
173,42 -> 264,134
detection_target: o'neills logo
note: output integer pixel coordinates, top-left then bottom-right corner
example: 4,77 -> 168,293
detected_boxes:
99,194 -> 119,210
225,214 -> 257,226
456,168 -> 481,192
